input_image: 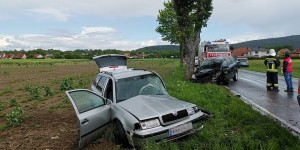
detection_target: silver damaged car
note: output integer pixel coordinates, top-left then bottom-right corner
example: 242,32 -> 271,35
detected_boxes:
65,54 -> 212,148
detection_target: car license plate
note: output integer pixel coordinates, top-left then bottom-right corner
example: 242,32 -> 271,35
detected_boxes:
169,122 -> 192,136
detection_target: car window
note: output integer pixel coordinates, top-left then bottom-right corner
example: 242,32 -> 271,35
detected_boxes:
96,76 -> 108,94
104,79 -> 113,100
199,59 -> 221,69
115,74 -> 167,102
68,90 -> 105,114
93,75 -> 101,87
228,57 -> 235,64
222,59 -> 229,67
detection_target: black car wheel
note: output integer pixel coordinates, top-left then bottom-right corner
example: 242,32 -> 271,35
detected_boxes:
233,70 -> 238,81
115,120 -> 129,147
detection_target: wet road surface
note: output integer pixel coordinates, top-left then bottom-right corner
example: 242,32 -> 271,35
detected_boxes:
227,70 -> 300,135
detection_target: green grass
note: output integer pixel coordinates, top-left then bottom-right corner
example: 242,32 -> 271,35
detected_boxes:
134,59 -> 300,150
245,59 -> 300,78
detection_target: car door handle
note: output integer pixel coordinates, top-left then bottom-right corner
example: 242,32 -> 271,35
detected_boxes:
81,119 -> 89,124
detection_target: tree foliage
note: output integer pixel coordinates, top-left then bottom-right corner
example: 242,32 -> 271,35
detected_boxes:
173,0 -> 213,80
156,1 -> 184,66
156,2 -> 180,44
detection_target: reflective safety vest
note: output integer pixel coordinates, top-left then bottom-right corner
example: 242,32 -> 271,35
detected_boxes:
284,57 -> 293,72
265,58 -> 278,72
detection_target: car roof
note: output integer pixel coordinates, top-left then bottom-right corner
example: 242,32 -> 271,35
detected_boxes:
103,69 -> 153,80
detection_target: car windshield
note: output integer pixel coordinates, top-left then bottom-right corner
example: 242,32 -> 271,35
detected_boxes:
238,59 -> 247,62
199,59 -> 222,69
206,44 -> 229,52
115,74 -> 168,102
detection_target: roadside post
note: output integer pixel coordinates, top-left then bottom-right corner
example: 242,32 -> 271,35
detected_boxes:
298,78 -> 300,101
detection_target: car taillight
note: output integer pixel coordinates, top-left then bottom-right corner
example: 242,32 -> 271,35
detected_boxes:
109,66 -> 118,68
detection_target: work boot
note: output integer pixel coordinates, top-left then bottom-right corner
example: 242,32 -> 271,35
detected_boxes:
273,88 -> 279,92
267,87 -> 272,91
284,89 -> 293,92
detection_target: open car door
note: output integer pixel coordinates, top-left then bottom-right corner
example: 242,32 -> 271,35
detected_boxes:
66,89 -> 111,148
93,54 -> 127,72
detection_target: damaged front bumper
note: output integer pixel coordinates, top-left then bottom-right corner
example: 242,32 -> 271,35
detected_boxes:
129,110 -> 213,146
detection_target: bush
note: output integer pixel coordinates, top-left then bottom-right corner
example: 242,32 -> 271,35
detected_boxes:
29,87 -> 41,99
9,98 -> 18,107
6,106 -> 24,127
43,85 -> 53,96
60,78 -> 74,91
0,102 -> 5,111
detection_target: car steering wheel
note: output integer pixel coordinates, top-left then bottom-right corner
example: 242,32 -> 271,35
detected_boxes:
139,84 -> 156,95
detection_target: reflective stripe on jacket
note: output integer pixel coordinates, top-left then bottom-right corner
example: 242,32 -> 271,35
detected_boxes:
265,57 -> 279,72
283,57 -> 292,72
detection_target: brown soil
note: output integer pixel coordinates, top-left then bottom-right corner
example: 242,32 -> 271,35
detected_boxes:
0,61 -> 116,150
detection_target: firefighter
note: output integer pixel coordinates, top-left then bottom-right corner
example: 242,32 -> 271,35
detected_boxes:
264,49 -> 280,91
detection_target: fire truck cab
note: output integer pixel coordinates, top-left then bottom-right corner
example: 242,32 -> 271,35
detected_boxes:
198,39 -> 233,64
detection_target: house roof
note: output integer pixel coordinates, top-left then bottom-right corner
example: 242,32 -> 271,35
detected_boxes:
34,54 -> 43,58
278,48 -> 289,54
232,47 -> 249,57
291,48 -> 300,54
4,54 -> 14,58
14,53 -> 26,59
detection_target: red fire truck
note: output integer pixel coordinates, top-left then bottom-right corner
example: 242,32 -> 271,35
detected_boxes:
198,39 -> 233,64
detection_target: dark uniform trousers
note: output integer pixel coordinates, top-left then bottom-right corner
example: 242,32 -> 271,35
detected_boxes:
265,57 -> 279,91
266,72 -> 278,90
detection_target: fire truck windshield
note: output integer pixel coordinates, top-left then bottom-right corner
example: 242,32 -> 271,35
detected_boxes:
205,44 -> 229,52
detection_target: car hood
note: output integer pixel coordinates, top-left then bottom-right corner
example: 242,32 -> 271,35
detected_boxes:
118,95 -> 195,121
198,68 -> 214,73
196,68 -> 217,77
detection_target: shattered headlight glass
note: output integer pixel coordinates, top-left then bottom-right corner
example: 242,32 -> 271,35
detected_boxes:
187,106 -> 199,115
140,119 -> 160,130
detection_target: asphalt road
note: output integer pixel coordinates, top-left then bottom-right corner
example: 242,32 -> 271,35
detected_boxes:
227,69 -> 300,135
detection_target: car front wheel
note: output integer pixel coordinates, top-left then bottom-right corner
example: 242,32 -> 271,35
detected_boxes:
233,70 -> 238,81
115,120 -> 129,147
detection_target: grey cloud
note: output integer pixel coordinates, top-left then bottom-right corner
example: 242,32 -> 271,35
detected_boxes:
0,0 -> 166,21
212,0 -> 300,36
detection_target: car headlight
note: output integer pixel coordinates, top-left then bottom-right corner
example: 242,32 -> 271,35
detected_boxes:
140,119 -> 160,130
187,106 -> 199,115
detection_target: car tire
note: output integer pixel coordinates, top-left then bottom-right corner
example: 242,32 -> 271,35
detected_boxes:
115,120 -> 129,147
233,70 -> 238,81
223,79 -> 229,85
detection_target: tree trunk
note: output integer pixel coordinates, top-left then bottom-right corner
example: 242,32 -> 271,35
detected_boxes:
183,30 -> 201,80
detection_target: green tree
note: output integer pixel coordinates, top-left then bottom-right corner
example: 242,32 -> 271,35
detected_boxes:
157,0 -> 213,79
173,0 -> 213,80
156,1 -> 184,67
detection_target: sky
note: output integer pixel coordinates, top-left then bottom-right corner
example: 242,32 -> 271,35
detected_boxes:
0,0 -> 300,51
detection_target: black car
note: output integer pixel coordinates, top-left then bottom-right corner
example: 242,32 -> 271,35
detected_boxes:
194,56 -> 238,85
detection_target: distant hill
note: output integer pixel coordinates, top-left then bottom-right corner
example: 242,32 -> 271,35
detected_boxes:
232,35 -> 300,49
135,45 -> 179,52
135,35 -> 300,52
